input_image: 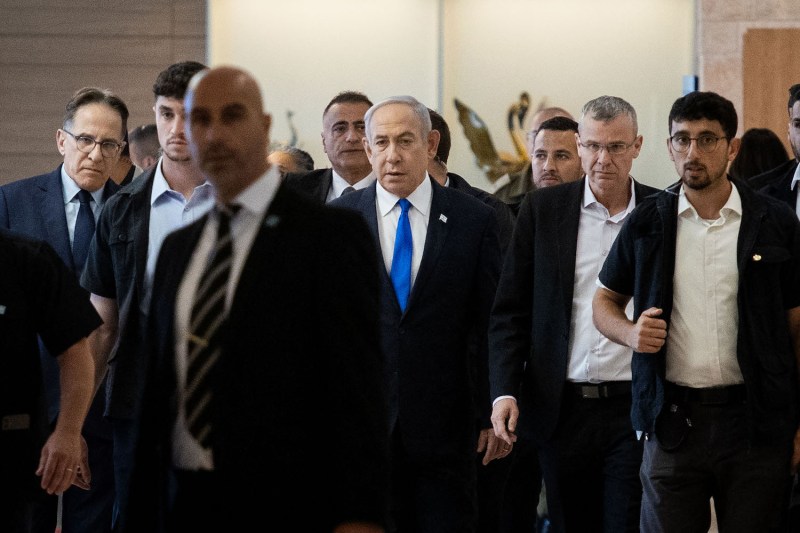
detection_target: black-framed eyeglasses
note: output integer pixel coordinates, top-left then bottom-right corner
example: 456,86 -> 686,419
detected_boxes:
578,139 -> 636,156
62,129 -> 125,158
669,133 -> 726,153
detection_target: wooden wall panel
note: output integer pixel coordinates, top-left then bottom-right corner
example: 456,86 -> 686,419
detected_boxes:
742,29 -> 800,155
0,1 -> 206,185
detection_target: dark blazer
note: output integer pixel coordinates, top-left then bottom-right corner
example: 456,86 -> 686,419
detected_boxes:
129,183 -> 389,530
489,177 -> 659,444
283,167 -> 333,204
332,178 -> 501,458
448,171 -> 516,255
0,166 -> 118,435
81,166 -> 156,419
751,159 -> 799,208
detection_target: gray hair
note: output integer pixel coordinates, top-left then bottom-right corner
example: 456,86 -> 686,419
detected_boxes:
579,95 -> 638,135
364,95 -> 432,143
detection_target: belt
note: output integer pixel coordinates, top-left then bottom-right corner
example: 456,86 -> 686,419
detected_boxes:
666,382 -> 747,405
569,381 -> 631,399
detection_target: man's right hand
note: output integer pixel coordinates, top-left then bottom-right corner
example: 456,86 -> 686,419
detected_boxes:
490,397 -> 519,447
628,307 -> 667,353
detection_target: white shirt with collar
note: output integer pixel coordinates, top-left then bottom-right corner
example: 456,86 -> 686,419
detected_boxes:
172,164 -> 281,470
667,183 -> 743,388
375,174 -> 433,288
567,177 -> 637,383
60,166 -> 104,247
326,169 -> 376,203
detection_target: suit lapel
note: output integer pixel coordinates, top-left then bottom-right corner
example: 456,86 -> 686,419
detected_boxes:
38,168 -> 75,270
230,184 -> 290,315
320,169 -> 333,203
409,181 -> 450,311
555,180 -> 582,323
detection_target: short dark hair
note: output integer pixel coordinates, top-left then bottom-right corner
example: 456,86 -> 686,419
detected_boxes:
728,128 -> 789,181
668,91 -> 737,140
788,84 -> 800,115
537,116 -> 579,135
63,87 -> 129,139
323,91 -> 372,117
153,61 -> 207,99
428,108 -> 451,164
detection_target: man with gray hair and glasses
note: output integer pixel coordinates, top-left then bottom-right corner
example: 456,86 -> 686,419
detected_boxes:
0,86 -> 128,533
490,95 -> 658,532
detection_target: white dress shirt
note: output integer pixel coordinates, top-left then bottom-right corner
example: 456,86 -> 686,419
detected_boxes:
172,165 -> 281,470
375,175 -> 432,288
326,169 -> 376,202
567,178 -> 637,382
666,184 -> 743,387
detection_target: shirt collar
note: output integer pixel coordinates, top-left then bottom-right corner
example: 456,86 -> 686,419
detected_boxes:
376,173 -> 433,218
60,165 -> 103,205
581,176 -> 637,222
677,181 -> 742,220
150,157 -> 213,206
226,164 -> 281,218
330,168 -> 375,197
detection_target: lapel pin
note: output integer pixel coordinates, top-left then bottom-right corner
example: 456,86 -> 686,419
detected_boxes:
264,214 -> 281,228
439,214 -> 448,223
752,254 -> 761,261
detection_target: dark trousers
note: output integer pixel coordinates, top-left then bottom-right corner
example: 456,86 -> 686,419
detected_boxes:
390,430 -> 477,533
539,393 -> 643,533
110,419 -> 138,532
641,400 -> 792,533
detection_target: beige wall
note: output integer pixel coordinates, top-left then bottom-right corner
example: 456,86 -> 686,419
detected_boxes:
210,0 -> 695,190
697,0 -> 800,137
0,1 -> 207,184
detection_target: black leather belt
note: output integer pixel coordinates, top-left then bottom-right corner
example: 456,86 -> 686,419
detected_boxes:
569,381 -> 631,399
666,382 -> 747,405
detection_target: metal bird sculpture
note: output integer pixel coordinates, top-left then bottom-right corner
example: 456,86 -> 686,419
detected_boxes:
454,94 -> 533,183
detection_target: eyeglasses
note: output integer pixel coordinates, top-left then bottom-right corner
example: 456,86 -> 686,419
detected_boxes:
62,129 -> 125,158
578,140 -> 636,156
669,133 -> 726,153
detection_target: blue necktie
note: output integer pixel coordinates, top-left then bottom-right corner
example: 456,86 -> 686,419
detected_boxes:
390,199 -> 413,312
72,189 -> 95,270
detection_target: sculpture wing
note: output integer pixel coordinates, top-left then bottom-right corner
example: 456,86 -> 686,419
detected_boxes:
454,98 -> 501,170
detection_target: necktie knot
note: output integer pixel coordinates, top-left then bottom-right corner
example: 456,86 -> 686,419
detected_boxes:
398,198 -> 411,214
217,203 -> 240,219
340,186 -> 356,197
77,189 -> 93,205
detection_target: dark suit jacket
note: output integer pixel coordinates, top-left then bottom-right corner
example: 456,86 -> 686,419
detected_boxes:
283,167 -> 333,204
489,177 -> 659,444
448,172 -> 515,255
751,159 -> 799,208
81,167 -> 157,420
129,183 -> 389,530
332,178 -> 501,459
0,166 -> 117,438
